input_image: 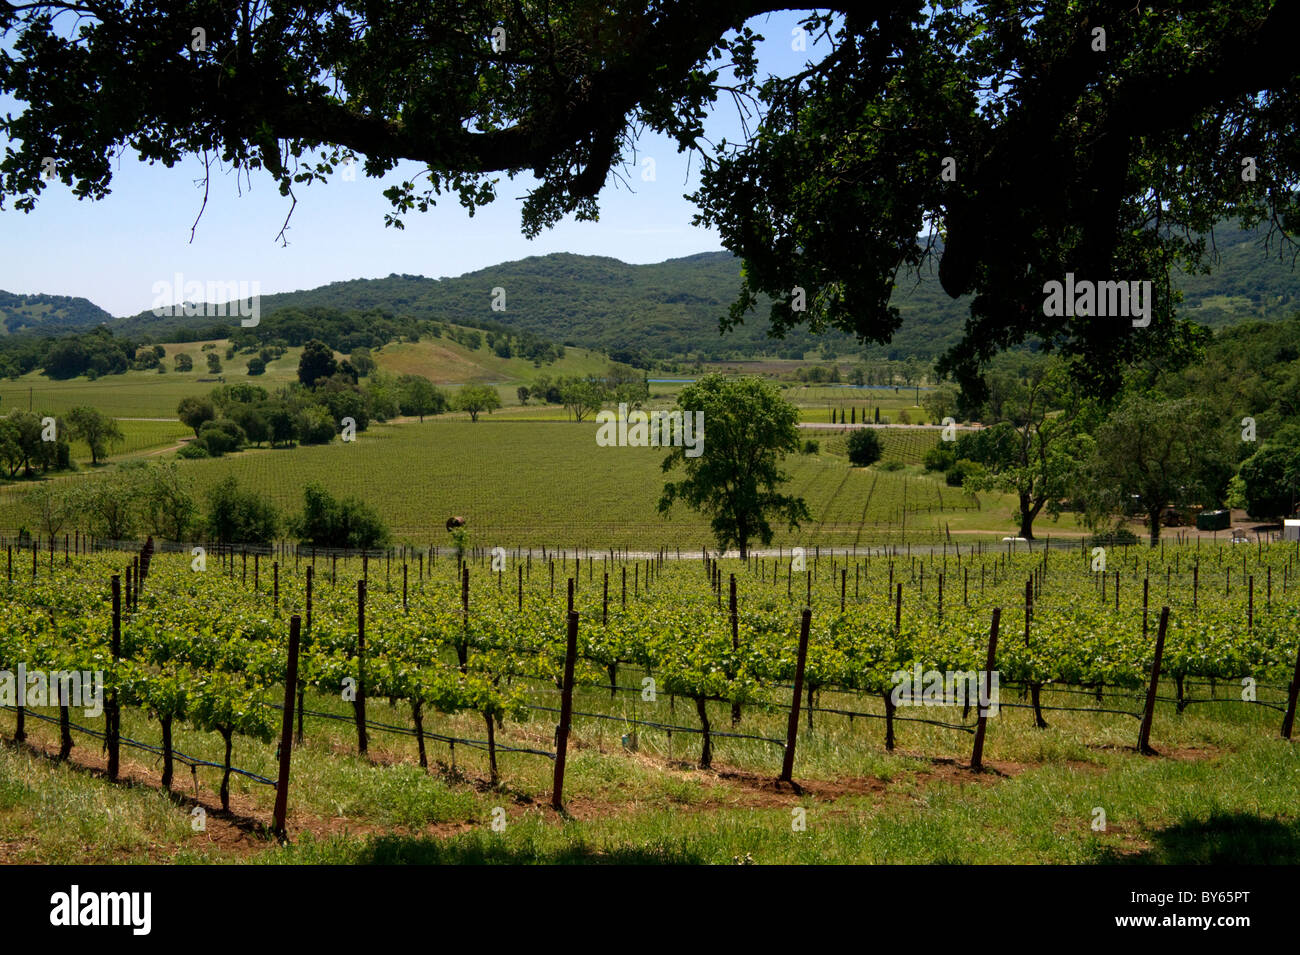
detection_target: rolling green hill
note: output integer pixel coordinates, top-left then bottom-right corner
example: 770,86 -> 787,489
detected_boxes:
0,291 -> 113,335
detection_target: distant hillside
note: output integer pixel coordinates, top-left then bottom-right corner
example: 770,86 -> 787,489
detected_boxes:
60,221 -> 1300,362
0,291 -> 113,335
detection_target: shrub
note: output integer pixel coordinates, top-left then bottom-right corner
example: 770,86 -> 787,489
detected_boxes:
296,405 -> 337,445
945,458 -> 983,487
1088,526 -> 1139,547
204,476 -> 279,544
196,419 -> 245,456
924,446 -> 956,473
802,439 -> 820,455
846,428 -> 883,466
290,482 -> 391,549
176,443 -> 209,459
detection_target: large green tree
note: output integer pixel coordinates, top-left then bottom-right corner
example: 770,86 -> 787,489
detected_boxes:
297,340 -> 337,388
658,374 -> 808,557
959,360 -> 1099,539
1083,394 -> 1234,545
66,405 -> 124,466
1238,442 -> 1300,521
454,384 -> 501,422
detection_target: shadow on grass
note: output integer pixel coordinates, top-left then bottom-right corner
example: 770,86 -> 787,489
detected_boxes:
310,833 -> 708,865
1101,812 -> 1300,864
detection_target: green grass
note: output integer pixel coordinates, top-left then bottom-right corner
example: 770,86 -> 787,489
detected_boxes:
0,341 -> 308,419
3,673 -> 1296,864
0,415 -> 1070,544
374,334 -> 609,390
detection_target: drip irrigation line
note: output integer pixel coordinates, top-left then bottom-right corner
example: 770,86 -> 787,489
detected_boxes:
995,701 -> 1141,719
524,703 -> 787,745
1153,696 -> 1288,713
270,703 -> 555,760
806,704 -> 978,732
0,704 -> 277,785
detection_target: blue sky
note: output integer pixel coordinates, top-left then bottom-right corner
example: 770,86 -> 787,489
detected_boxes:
0,11 -> 821,317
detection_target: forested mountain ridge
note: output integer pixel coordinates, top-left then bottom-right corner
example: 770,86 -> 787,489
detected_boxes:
8,223 -> 1300,363
0,291 -> 114,335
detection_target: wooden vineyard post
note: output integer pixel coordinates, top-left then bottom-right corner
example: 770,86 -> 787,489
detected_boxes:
841,568 -> 847,612
108,574 -> 121,782
1137,607 -> 1171,755
970,607 -> 1001,772
403,562 -> 408,612
552,611 -> 579,811
354,579 -> 368,756
1143,578 -> 1149,639
519,564 -> 524,611
299,566 -> 312,744
780,608 -> 813,783
273,561 -> 279,609
730,574 -> 741,725
603,573 -> 609,625
894,583 -> 902,634
1281,638 -> 1300,740
272,614 -> 302,839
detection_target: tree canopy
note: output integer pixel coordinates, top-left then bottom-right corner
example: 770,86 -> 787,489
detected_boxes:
658,374 -> 808,557
6,3 -> 1299,389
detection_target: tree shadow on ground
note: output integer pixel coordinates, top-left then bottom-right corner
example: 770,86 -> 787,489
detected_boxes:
334,833 -> 707,865
1099,812 -> 1300,864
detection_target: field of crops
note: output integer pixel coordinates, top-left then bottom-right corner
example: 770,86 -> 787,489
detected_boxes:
1,537 -> 1298,862
115,419 -> 984,547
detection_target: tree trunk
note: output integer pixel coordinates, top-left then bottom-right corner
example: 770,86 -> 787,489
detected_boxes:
695,696 -> 712,769
59,704 -> 73,759
161,715 -> 174,789
412,700 -> 427,769
1148,507 -> 1162,546
882,691 -> 896,751
1018,493 -> 1036,539
484,712 -> 499,786
1031,682 -> 1048,728
220,727 -> 233,812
